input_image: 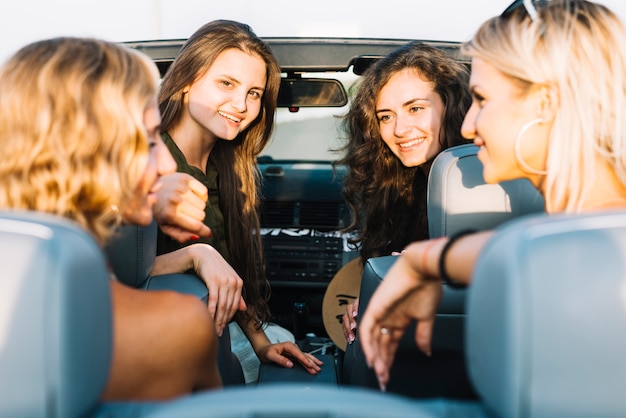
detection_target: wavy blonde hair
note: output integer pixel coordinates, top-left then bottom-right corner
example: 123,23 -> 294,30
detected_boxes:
0,37 -> 160,244
462,0 -> 626,212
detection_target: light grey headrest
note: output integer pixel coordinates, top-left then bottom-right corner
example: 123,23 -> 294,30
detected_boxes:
467,210 -> 626,417
427,144 -> 545,238
0,211 -> 111,418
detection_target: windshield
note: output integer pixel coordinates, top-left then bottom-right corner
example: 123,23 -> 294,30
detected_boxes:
263,71 -> 359,162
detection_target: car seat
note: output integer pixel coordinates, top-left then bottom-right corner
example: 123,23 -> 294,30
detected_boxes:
467,209 -> 626,417
0,211 -> 112,418
343,144 -> 545,398
105,220 -> 245,385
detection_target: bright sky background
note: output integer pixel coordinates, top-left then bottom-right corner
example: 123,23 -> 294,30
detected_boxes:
1,0 -> 626,64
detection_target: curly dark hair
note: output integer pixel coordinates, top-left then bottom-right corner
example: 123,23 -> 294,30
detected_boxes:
337,41 -> 471,262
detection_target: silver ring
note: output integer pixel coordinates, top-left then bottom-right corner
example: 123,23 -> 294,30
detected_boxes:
380,327 -> 389,335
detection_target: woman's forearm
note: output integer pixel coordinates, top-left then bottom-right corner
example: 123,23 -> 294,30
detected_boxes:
150,245 -> 197,276
238,316 -> 271,353
445,230 -> 493,285
402,230 -> 494,286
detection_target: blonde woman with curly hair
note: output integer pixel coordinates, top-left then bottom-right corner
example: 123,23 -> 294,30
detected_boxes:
0,37 -> 222,400
359,0 -> 626,390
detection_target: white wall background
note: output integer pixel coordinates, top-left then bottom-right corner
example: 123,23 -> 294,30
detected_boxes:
2,0 -> 626,64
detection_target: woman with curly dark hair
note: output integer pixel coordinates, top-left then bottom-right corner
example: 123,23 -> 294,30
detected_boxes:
337,41 -> 471,345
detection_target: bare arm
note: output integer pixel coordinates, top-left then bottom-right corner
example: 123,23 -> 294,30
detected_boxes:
400,230 -> 493,286
238,317 -> 323,375
151,244 -> 246,336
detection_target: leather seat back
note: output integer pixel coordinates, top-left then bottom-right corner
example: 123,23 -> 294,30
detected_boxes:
106,220 -> 157,288
427,143 -> 545,238
0,211 -> 111,418
468,210 -> 626,417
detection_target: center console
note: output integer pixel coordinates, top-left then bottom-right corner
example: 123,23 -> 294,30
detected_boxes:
261,228 -> 358,338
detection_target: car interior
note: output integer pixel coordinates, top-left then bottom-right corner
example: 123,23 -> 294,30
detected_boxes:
4,182 -> 626,417
2,36 -> 626,417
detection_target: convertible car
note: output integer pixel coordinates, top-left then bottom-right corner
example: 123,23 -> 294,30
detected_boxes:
2,36 -> 626,418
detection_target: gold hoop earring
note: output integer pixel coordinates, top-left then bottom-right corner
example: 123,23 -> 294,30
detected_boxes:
514,118 -> 547,175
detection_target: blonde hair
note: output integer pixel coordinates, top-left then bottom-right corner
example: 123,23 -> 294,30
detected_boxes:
462,0 -> 626,212
0,37 -> 160,244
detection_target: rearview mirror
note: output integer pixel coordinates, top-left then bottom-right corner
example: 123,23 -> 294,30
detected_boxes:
278,78 -> 348,108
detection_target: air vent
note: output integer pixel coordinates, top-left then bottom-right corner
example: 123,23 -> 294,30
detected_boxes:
261,200 -> 348,230
299,201 -> 343,229
260,201 -> 296,227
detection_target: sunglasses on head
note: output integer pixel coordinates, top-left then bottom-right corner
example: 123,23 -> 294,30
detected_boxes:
501,0 -> 549,21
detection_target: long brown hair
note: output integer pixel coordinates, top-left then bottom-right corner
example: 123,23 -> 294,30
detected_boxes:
338,42 -> 471,262
159,20 -> 281,325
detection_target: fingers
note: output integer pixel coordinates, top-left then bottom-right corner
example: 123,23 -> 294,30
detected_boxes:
156,225 -> 186,243
222,290 -> 242,331
175,194 -> 207,224
301,352 -> 324,374
358,301 -> 401,392
165,207 -> 210,239
361,323 -> 402,391
267,342 -> 323,375
186,176 -> 209,202
207,279 -> 245,337
158,225 -> 197,243
206,283 -> 221,335
160,222 -> 211,243
154,173 -> 212,241
212,288 -> 231,336
238,297 -> 247,312
373,327 -> 401,391
358,313 -> 377,369
341,312 -> 354,343
415,318 -> 435,357
194,223 -> 212,239
341,301 -> 358,344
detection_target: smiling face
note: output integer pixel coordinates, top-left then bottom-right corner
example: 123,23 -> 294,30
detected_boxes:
185,48 -> 267,141
376,69 -> 445,169
461,57 -> 549,186
121,100 -> 176,226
